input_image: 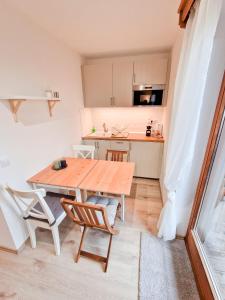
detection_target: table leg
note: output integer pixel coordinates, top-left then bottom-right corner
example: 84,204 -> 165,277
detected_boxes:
121,194 -> 125,222
32,183 -> 37,190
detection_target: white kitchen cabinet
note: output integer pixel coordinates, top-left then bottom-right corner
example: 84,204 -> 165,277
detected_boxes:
83,139 -> 163,179
130,142 -> 163,179
82,64 -> 113,107
109,140 -> 130,151
133,57 -> 168,85
97,140 -> 111,160
113,62 -> 133,107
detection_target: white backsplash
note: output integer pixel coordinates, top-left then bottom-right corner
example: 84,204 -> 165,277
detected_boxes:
81,107 -> 166,135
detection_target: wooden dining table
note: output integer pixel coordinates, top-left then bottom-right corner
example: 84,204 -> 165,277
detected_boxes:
27,157 -> 98,202
27,157 -> 135,221
79,160 -> 135,221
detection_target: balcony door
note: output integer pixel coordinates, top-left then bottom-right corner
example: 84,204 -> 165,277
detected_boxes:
186,72 -> 225,299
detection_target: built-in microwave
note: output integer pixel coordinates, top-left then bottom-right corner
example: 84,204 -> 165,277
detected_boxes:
133,84 -> 165,106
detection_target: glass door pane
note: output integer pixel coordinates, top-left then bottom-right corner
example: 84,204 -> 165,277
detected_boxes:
194,112 -> 225,299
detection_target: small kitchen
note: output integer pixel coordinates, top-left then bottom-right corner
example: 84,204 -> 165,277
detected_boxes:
81,52 -> 170,180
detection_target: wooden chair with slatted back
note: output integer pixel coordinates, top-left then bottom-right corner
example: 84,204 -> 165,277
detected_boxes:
60,197 -> 119,272
106,149 -> 129,162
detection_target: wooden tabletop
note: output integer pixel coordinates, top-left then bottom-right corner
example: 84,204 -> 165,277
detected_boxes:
27,157 -> 98,189
79,160 -> 135,196
82,133 -> 164,143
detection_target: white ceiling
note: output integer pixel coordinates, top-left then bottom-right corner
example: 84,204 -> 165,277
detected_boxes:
8,0 -> 180,57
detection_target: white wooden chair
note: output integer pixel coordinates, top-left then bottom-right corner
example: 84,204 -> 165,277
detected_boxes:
72,144 -> 95,159
6,186 -> 74,255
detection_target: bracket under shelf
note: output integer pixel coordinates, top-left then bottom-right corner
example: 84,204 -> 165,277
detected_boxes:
9,99 -> 26,122
47,99 -> 60,117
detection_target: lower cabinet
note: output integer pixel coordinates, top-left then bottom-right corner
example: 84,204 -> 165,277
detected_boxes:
83,139 -> 163,179
130,142 -> 163,179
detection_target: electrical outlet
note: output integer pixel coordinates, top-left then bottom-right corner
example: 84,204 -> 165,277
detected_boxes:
0,156 -> 10,168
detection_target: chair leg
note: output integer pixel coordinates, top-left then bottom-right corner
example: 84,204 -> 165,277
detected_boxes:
26,221 -> 37,249
121,194 -> 125,222
51,226 -> 61,256
82,190 -> 88,201
104,234 -> 113,272
76,225 -> 87,263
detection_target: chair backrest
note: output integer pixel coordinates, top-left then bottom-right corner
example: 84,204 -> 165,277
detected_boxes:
72,144 -> 95,159
106,149 -> 128,162
61,198 -> 117,235
5,186 -> 55,224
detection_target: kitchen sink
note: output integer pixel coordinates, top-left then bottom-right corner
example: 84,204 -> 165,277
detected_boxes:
89,131 -> 112,137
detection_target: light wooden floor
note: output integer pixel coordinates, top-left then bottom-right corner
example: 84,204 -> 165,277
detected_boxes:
0,178 -> 163,300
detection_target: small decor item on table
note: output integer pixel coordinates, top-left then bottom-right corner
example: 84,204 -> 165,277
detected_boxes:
52,159 -> 67,171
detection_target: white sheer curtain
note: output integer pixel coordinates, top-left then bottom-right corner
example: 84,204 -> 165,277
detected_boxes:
157,0 -> 222,241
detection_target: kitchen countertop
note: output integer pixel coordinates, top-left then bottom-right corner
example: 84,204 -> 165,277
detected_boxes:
82,133 -> 164,143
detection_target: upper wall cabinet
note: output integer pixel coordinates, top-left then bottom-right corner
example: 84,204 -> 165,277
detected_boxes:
133,57 -> 168,85
113,61 -> 133,107
83,62 -> 133,107
82,53 -> 169,107
83,63 -> 113,107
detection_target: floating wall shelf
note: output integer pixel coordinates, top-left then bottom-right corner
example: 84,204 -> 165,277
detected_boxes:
0,96 -> 61,122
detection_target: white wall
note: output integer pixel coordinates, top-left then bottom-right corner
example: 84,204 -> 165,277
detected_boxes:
0,2 -> 84,250
83,107 -> 165,134
160,30 -> 184,201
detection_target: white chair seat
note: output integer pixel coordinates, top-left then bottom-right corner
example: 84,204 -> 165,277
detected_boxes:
25,192 -> 74,225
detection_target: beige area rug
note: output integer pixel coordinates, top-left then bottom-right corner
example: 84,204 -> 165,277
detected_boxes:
139,233 -> 200,300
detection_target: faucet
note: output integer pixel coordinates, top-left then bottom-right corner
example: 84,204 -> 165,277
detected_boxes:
102,123 -> 108,133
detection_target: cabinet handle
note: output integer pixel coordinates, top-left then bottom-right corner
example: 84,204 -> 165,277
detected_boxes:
133,73 -> 136,83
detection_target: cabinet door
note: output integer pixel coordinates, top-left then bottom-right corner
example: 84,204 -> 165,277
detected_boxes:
113,62 -> 133,107
83,64 -> 113,107
134,57 -> 168,84
110,141 -> 130,151
97,140 -> 111,160
130,142 -> 163,179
